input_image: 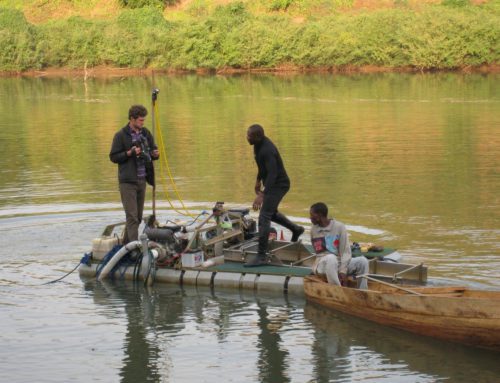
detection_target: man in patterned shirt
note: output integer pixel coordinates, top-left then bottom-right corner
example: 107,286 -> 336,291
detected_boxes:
110,105 -> 159,244
310,202 -> 368,289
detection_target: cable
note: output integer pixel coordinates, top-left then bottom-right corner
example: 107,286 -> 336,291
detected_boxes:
41,253 -> 91,285
185,211 -> 208,226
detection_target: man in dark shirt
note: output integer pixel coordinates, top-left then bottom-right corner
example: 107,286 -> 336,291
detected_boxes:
245,124 -> 304,267
109,105 -> 159,244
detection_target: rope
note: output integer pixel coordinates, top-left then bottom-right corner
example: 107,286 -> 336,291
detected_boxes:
153,101 -> 194,218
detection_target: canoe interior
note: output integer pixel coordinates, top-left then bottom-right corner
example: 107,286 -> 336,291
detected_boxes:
369,281 -> 500,299
308,275 -> 500,298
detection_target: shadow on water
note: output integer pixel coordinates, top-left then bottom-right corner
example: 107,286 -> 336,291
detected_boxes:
82,279 -> 500,383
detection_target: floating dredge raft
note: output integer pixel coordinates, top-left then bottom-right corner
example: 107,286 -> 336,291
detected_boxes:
79,205 -> 427,294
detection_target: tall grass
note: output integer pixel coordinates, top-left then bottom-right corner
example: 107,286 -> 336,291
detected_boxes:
0,2 -> 498,72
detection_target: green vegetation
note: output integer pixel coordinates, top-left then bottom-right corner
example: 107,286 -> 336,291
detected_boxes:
0,8 -> 38,70
119,0 -> 179,9
0,0 -> 498,72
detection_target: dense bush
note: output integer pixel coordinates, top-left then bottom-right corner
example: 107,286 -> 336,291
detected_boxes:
0,8 -> 39,70
441,0 -> 470,7
118,0 -> 179,8
0,2 -> 498,71
269,0 -> 295,11
117,6 -> 169,27
36,17 -> 106,67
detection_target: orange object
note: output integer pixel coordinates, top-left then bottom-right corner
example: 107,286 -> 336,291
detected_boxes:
280,230 -> 285,240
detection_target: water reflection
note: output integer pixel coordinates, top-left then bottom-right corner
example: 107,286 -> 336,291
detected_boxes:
83,280 -> 500,383
85,280 -> 298,383
86,281 -> 165,383
1,72 -> 499,382
254,300 -> 289,383
305,302 -> 500,383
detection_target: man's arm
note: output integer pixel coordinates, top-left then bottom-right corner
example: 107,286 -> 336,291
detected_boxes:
254,177 -> 262,195
148,130 -> 160,161
338,224 -> 352,281
252,177 -> 264,211
253,151 -> 278,211
109,132 -> 129,164
263,152 -> 278,192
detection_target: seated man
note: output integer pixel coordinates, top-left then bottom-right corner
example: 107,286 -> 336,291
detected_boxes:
309,202 -> 368,290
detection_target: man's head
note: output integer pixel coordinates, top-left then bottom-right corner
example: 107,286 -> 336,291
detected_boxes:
128,105 -> 148,130
310,202 -> 329,226
246,124 -> 265,145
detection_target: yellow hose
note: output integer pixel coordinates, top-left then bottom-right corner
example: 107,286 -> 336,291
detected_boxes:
153,102 -> 194,218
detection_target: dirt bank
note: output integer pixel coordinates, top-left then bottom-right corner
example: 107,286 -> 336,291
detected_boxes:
1,63 -> 498,78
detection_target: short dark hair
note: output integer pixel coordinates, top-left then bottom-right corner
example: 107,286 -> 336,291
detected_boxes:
248,124 -> 265,139
129,105 -> 148,120
310,202 -> 328,217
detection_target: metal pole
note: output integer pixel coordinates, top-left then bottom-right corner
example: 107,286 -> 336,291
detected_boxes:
358,274 -> 423,295
393,263 -> 424,280
151,83 -> 159,219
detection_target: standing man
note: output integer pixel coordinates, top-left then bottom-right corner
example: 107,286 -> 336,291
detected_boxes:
110,105 -> 159,244
245,124 -> 304,267
309,202 -> 368,289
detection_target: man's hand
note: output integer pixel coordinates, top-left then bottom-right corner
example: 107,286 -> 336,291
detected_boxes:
254,180 -> 262,195
338,273 -> 347,286
252,192 -> 264,211
127,146 -> 140,157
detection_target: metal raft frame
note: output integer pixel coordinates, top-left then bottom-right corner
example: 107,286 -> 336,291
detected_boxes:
222,238 -> 314,267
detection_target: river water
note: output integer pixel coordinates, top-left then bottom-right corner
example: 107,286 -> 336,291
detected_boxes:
0,73 -> 499,382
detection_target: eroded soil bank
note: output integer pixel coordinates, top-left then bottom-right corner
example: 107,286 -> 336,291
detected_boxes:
2,64 -> 499,78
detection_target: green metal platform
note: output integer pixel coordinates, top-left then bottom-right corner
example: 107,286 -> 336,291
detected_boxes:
204,262 -> 313,277
303,243 -> 395,259
352,248 -> 395,259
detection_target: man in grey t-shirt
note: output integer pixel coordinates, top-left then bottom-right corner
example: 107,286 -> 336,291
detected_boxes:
310,202 -> 368,289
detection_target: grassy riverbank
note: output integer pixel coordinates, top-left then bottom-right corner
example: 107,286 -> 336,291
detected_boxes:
0,0 -> 499,73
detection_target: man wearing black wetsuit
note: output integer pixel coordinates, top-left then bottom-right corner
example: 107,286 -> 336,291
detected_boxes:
245,124 -> 305,267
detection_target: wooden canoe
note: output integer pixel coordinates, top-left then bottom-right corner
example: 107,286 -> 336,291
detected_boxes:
303,275 -> 500,352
